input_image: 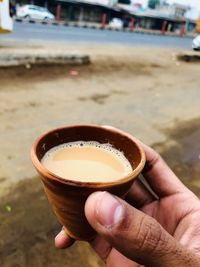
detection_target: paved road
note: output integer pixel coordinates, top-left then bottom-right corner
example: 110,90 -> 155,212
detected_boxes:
2,21 -> 193,48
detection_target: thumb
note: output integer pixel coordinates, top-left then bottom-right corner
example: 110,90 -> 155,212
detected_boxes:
85,192 -> 197,267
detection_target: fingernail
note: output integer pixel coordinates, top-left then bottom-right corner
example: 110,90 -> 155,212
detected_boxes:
96,192 -> 124,227
55,229 -> 66,241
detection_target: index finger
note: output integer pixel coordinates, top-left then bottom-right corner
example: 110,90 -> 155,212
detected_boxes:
140,142 -> 189,197
55,228 -> 75,249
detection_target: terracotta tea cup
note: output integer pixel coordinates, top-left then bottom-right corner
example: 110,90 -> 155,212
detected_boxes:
31,124 -> 146,240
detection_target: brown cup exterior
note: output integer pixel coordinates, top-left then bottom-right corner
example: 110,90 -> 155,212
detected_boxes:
31,124 -> 146,240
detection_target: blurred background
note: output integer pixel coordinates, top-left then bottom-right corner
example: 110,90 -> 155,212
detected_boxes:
0,0 -> 200,266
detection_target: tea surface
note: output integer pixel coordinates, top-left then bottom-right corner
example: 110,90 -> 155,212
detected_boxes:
41,141 -> 132,182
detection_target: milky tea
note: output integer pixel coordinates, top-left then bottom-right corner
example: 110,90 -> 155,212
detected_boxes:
41,141 -> 133,182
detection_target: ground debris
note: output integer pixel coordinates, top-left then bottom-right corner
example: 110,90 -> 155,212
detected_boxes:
177,51 -> 200,62
5,205 -> 12,212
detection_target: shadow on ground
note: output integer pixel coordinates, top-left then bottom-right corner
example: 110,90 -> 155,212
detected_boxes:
0,178 -> 103,267
154,117 -> 200,197
0,58 -> 155,88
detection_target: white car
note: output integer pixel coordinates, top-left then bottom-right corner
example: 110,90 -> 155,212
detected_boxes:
17,5 -> 55,21
108,18 -> 123,29
192,35 -> 200,51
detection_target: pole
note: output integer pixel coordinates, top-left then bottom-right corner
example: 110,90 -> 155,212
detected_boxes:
56,4 -> 61,22
180,25 -> 185,37
129,17 -> 135,32
79,7 -> 84,22
101,13 -> 107,29
161,20 -> 167,35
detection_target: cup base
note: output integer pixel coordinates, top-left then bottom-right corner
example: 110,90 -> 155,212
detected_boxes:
63,227 -> 96,241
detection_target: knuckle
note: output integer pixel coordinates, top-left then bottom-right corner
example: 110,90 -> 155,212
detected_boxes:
143,152 -> 161,172
136,216 -> 166,254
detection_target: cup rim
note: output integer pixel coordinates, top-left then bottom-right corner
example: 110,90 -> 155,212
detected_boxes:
31,124 -> 146,188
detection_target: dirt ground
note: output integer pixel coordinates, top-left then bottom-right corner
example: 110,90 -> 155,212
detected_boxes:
0,43 -> 200,267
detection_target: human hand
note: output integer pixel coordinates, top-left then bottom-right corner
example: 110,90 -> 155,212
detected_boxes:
55,143 -> 200,267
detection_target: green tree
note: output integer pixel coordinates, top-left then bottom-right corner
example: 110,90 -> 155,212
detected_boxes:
148,0 -> 160,9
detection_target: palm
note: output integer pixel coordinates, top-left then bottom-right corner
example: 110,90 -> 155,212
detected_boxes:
139,192 -> 200,245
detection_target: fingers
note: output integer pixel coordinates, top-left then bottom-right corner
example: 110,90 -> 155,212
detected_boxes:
55,228 -> 75,249
85,191 -> 196,267
125,177 -> 157,209
107,249 -> 142,267
140,143 -> 189,197
89,235 -> 112,262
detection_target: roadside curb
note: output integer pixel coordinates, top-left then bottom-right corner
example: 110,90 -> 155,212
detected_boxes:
14,18 -> 195,39
0,51 -> 90,67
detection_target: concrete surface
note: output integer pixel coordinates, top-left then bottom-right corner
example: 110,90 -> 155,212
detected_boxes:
0,50 -> 90,67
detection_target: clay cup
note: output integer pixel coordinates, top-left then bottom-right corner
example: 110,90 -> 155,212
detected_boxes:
31,124 -> 146,240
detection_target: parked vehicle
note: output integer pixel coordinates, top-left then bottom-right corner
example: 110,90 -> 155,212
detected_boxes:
16,5 -> 55,21
108,18 -> 123,29
192,35 -> 200,51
